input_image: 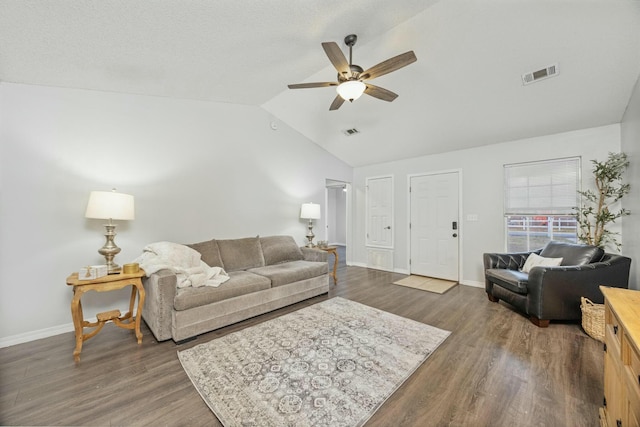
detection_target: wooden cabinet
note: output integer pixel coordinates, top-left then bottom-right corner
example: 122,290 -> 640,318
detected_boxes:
601,286 -> 640,427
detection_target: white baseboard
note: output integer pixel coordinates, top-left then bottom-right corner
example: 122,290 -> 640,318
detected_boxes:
0,322 -> 76,348
394,268 -> 410,275
460,279 -> 484,288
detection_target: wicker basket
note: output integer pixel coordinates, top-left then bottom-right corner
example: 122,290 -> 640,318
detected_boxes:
581,297 -> 605,342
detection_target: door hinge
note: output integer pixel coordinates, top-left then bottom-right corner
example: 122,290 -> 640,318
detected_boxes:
409,222 -> 412,230
604,343 -> 607,353
603,396 -> 607,407
409,259 -> 412,265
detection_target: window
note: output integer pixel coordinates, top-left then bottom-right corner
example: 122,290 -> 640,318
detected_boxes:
504,157 -> 580,252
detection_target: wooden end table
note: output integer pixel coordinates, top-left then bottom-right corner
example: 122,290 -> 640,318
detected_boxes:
318,246 -> 339,285
66,269 -> 146,362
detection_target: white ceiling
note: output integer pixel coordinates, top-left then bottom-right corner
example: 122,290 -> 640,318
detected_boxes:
2,0 -> 640,167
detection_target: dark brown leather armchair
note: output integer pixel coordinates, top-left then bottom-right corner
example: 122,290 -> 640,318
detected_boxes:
484,241 -> 631,327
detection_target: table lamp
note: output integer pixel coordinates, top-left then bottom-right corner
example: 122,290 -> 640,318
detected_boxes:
300,202 -> 321,248
85,189 -> 135,274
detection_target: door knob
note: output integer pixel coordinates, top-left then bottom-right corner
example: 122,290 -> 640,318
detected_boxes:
384,226 -> 391,230
452,233 -> 458,237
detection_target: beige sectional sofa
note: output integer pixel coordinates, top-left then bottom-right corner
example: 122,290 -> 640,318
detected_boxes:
142,235 -> 329,342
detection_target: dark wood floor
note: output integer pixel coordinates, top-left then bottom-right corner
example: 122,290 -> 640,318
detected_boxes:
0,264 -> 604,426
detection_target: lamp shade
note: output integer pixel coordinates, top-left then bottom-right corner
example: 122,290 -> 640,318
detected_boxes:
336,80 -> 366,101
85,190 -> 135,220
300,203 -> 321,220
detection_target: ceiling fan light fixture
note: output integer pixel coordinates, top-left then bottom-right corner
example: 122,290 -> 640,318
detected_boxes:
336,80 -> 366,102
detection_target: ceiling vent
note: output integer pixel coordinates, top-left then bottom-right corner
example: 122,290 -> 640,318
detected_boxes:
522,63 -> 559,85
342,128 -> 360,136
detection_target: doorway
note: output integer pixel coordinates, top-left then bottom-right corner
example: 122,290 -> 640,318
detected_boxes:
325,179 -> 349,271
409,171 -> 460,281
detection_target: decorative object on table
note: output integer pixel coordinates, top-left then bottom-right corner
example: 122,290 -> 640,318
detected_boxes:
122,263 -> 140,274
577,152 -> 630,251
317,240 -> 328,248
78,265 -> 108,280
85,189 -> 135,274
178,297 -> 450,427
580,297 -> 605,342
300,202 -> 321,248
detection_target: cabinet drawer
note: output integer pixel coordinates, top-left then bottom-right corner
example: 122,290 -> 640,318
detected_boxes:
626,337 -> 640,424
629,338 -> 640,387
609,309 -> 623,347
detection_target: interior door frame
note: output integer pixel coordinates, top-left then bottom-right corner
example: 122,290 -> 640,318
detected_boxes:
407,169 -> 463,280
324,179 -> 351,265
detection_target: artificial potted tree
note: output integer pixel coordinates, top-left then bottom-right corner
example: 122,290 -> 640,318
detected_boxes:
577,152 -> 630,251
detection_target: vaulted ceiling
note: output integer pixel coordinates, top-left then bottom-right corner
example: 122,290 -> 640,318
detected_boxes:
2,0 -> 639,167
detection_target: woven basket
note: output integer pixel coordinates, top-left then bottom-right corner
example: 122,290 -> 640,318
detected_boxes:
581,297 -> 605,342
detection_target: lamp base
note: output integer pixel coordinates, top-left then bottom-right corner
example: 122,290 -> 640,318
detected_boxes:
305,220 -> 315,248
99,223 -> 122,274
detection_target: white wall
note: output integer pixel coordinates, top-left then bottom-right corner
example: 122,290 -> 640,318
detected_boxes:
621,74 -> 640,289
351,125 -> 622,286
0,83 -> 352,344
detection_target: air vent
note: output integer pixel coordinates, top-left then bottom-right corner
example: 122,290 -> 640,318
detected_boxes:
342,128 -> 360,136
522,63 -> 559,85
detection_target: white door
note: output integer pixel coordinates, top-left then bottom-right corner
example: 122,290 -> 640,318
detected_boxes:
366,176 -> 393,248
410,172 -> 459,281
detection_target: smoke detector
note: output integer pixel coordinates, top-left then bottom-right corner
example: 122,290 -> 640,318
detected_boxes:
342,128 -> 360,136
522,63 -> 559,85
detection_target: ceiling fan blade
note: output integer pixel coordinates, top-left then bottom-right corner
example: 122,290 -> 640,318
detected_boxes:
364,84 -> 398,102
329,95 -> 345,111
360,51 -> 417,81
322,42 -> 352,78
288,82 -> 338,89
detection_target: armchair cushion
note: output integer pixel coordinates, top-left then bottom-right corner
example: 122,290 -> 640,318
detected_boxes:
485,269 -> 529,294
539,241 -> 603,266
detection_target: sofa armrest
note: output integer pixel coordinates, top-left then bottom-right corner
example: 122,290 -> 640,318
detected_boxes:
526,254 -> 631,320
142,269 -> 177,342
301,247 -> 328,263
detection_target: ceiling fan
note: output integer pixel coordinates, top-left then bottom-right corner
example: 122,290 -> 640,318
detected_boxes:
288,34 -> 417,111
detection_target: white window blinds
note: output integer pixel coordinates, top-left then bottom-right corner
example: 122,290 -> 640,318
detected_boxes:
504,157 -> 580,216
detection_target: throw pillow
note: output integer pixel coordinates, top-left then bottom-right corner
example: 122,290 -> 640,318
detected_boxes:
521,253 -> 563,273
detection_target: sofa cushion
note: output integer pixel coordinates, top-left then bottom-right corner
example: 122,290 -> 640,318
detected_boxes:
174,270 -> 271,311
217,236 -> 265,272
248,260 -> 328,288
540,241 -> 604,266
186,239 -> 224,268
260,235 -> 304,265
486,268 -> 529,294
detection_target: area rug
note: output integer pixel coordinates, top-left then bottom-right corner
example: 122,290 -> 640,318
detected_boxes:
178,297 -> 450,427
393,275 -> 458,294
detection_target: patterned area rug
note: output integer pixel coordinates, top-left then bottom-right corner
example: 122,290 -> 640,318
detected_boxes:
178,297 -> 450,426
393,275 -> 458,294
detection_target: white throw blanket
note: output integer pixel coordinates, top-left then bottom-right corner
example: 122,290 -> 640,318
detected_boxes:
133,241 -> 230,288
